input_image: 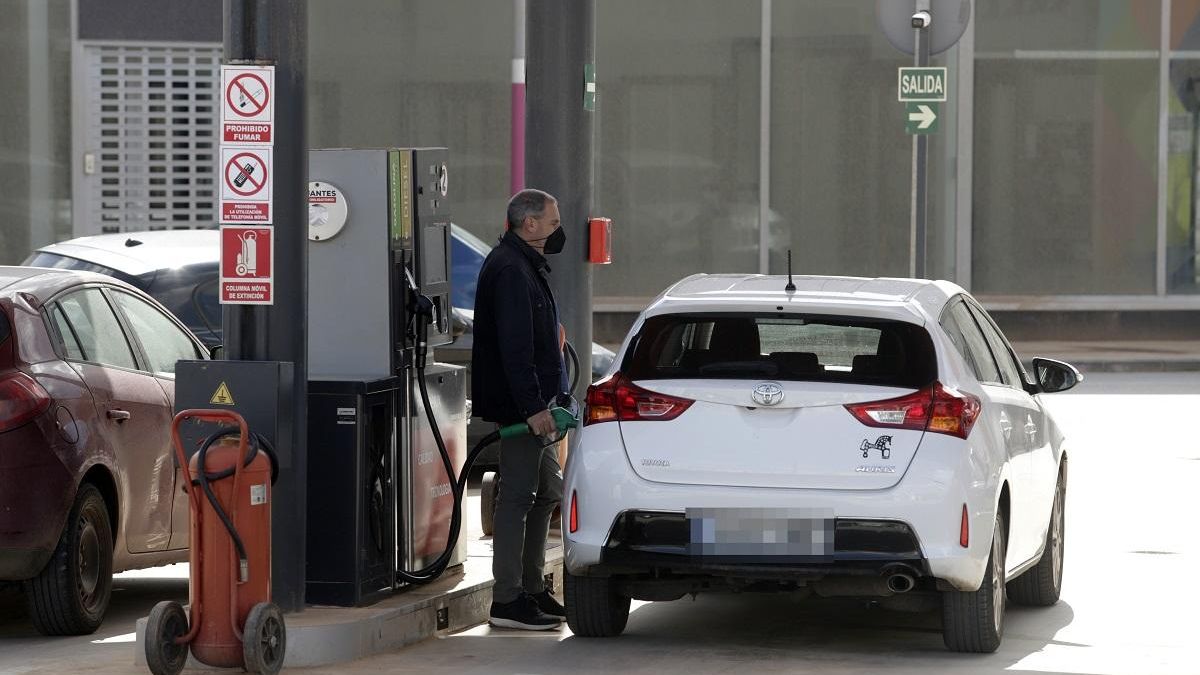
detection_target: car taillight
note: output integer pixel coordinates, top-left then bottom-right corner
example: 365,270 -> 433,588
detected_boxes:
585,373 -> 694,425
844,382 -> 981,439
569,490 -> 579,533
0,372 -> 52,433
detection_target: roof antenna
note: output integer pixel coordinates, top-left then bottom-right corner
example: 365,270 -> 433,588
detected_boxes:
785,249 -> 796,292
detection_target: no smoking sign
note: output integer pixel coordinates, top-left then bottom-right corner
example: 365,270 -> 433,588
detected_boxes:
221,65 -> 274,144
220,146 -> 272,223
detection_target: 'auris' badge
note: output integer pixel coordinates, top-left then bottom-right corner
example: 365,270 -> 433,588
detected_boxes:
752,382 -> 785,406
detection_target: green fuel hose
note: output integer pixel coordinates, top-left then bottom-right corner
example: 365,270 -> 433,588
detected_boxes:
394,308 -> 579,585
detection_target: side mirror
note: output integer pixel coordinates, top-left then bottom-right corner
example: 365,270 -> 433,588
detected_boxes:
209,344 -> 225,360
1031,357 -> 1082,394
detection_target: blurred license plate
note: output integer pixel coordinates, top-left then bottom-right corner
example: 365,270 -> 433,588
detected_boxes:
686,508 -> 834,560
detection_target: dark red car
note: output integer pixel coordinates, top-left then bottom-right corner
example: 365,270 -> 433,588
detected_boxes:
0,266 -> 209,635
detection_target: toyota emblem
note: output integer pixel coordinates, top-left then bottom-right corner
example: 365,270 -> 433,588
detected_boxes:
752,382 -> 785,406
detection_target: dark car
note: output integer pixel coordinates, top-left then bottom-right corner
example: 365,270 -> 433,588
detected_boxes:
0,266 -> 209,635
25,227 -> 617,378
25,230 -> 222,347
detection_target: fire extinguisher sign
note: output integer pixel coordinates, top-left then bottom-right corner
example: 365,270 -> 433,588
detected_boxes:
219,226 -> 274,305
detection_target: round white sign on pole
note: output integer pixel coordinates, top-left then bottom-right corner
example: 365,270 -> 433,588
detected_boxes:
877,0 -> 972,56
308,182 -> 349,241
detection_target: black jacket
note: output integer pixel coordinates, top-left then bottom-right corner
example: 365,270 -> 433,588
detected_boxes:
471,230 -> 565,425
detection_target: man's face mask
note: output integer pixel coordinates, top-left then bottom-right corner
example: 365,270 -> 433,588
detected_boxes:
529,225 -> 566,255
542,226 -> 566,255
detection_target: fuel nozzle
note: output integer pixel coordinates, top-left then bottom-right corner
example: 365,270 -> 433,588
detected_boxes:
549,393 -> 581,434
409,292 -> 436,369
498,394 -> 581,444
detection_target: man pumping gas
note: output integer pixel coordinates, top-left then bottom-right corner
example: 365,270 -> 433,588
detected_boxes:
471,188 -> 570,631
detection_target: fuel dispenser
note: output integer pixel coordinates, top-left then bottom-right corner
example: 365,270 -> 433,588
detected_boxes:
304,148 -> 468,606
303,147 -> 581,608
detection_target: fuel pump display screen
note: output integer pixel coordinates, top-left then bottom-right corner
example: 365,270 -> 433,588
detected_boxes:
421,225 -> 448,285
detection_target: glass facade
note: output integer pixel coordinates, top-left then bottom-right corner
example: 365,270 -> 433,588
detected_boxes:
973,1 -> 1160,294
307,0 -> 514,247
593,1 -> 760,298
0,0 -> 72,265
1169,0 -> 1200,293
2,0 -> 1200,304
771,1 -> 955,282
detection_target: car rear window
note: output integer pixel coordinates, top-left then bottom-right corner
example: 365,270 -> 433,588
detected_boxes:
624,313 -> 937,389
23,252 -> 144,287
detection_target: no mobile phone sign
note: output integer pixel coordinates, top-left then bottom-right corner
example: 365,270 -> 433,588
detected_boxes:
220,146 -> 272,223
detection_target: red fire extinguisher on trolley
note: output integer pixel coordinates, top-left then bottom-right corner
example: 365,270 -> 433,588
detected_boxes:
144,409 -> 285,675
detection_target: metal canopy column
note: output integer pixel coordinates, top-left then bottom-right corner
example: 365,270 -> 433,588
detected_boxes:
221,0 -> 308,613
526,0 -> 595,411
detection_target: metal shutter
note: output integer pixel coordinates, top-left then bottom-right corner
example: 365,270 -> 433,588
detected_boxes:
76,42 -> 221,234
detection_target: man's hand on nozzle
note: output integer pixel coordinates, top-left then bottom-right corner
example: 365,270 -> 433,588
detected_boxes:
526,409 -> 556,437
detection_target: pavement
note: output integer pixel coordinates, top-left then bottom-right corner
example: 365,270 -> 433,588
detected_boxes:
0,492 -> 564,674
1010,340 -> 1200,373
129,491 -> 565,671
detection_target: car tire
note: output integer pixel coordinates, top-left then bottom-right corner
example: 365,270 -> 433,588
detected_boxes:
24,483 -> 114,636
942,510 -> 1006,653
564,569 -> 630,637
1009,466 -> 1066,607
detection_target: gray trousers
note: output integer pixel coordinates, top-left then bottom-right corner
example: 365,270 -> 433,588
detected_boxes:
491,431 -> 563,604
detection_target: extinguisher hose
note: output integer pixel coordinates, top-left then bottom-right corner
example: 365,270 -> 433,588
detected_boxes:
192,428 -> 280,576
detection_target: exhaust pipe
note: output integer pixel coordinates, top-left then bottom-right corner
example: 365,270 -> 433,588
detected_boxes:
812,565 -> 921,598
881,563 -> 919,594
885,572 -> 916,594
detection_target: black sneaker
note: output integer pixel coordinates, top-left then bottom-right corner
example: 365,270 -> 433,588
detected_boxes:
489,594 -> 562,631
531,590 -> 566,618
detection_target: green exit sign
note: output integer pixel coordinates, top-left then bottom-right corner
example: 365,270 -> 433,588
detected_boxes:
898,67 -> 947,102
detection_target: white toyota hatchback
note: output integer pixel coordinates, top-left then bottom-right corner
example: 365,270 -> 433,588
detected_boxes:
563,275 -> 1077,653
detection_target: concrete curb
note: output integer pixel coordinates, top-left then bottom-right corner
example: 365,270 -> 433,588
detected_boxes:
1071,360 -> 1200,373
133,548 -> 563,670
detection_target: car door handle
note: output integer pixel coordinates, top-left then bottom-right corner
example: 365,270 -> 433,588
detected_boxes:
107,409 -> 131,422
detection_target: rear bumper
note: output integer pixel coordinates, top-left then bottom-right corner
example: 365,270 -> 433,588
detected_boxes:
564,424 -> 1005,592
0,421 -> 73,581
595,512 -> 929,580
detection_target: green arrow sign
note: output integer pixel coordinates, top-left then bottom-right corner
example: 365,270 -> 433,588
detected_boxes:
905,102 -> 940,134
898,67 -> 947,102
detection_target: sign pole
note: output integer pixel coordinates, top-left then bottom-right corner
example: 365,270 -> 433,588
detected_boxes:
912,1 -> 931,277
910,2 -> 931,279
